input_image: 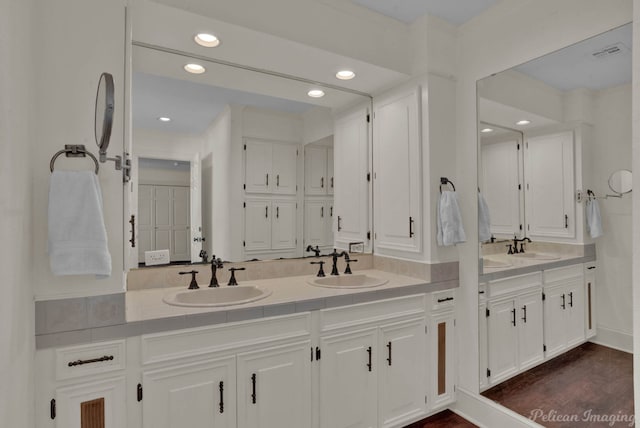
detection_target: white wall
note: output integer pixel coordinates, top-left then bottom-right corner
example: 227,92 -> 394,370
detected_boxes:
133,128 -> 203,160
591,84 -> 633,350
242,106 -> 303,143
632,1 -> 640,416
138,167 -> 190,186
1,0 -> 35,424
33,0 -> 127,300
454,0 -> 632,408
302,107 -> 333,145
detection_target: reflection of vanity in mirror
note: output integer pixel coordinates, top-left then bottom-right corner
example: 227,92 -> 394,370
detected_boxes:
131,46 -> 371,266
477,23 -> 633,420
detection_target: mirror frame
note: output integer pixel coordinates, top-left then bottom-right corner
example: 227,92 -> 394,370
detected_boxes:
95,72 -> 115,155
608,169 -> 633,195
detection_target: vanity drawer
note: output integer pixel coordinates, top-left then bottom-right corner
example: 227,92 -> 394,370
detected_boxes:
430,289 -> 456,311
55,340 -> 126,381
543,264 -> 583,284
487,272 -> 542,299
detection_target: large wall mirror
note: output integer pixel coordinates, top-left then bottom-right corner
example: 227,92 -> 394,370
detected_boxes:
130,44 -> 372,266
477,23 -> 633,420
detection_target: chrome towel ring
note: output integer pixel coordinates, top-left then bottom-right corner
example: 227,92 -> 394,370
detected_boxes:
50,145 -> 99,174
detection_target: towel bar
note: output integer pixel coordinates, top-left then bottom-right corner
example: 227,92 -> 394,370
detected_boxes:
50,145 -> 99,174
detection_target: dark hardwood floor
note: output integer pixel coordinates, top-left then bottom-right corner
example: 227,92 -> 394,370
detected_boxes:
404,410 -> 478,428
482,342 -> 633,427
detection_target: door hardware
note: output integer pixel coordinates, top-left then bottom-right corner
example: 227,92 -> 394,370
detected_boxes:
251,373 -> 257,404
366,346 -> 372,372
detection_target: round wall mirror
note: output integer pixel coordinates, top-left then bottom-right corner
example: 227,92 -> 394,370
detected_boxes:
95,72 -> 114,155
608,169 -> 632,195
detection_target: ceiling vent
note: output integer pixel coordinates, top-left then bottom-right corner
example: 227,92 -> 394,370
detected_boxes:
591,43 -> 629,59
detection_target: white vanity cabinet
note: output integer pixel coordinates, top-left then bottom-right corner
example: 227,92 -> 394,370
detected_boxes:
485,273 -> 544,386
333,106 -> 371,250
428,291 -> 456,410
373,88 -> 422,256
584,263 -> 597,338
244,198 -> 297,254
318,295 -> 427,428
244,139 -> 298,195
543,265 -> 585,359
524,131 -> 575,239
35,341 -> 127,428
305,145 -> 333,196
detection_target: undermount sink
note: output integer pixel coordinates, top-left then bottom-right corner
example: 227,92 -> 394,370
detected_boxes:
307,274 -> 388,289
483,258 -> 513,269
163,286 -> 272,307
510,252 -> 561,261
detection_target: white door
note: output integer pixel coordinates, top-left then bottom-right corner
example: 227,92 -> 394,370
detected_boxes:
334,106 -> 370,249
54,377 -> 126,428
543,284 -> 567,358
245,140 -> 272,194
172,186 -> 191,262
481,139 -> 523,238
154,186 -> 172,255
319,329 -> 378,428
272,144 -> 298,195
379,318 -> 426,427
525,131 -> 575,238
487,299 -> 518,384
237,342 -> 311,428
271,200 -> 297,250
327,148 -> 334,195
143,358 -> 236,428
138,185 -> 154,261
305,146 -> 327,195
244,200 -> 271,251
565,279 -> 585,348
516,290 -> 544,371
429,311 -> 455,409
304,200 -> 325,247
373,88 -> 421,255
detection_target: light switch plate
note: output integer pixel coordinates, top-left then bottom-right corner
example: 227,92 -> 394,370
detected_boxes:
145,249 -> 170,266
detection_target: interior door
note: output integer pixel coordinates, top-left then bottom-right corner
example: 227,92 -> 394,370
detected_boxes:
154,186 -> 172,256
137,184 -> 154,262
171,186 -> 191,262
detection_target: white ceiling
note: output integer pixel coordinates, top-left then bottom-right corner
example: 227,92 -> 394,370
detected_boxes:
514,23 -> 632,91
351,0 -> 499,25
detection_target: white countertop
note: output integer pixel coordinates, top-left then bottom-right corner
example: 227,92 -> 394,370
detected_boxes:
126,269 -> 439,322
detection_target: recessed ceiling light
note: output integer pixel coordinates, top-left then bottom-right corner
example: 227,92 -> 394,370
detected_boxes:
516,119 -> 531,126
308,89 -> 325,98
158,117 -> 171,122
184,63 -> 206,74
336,70 -> 356,80
194,33 -> 220,48
481,128 -> 493,133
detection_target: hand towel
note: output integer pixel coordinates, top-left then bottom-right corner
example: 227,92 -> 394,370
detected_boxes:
437,190 -> 467,246
585,198 -> 603,239
48,170 -> 112,276
478,192 -> 492,243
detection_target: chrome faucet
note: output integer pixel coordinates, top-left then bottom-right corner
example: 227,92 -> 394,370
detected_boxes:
329,249 -> 349,276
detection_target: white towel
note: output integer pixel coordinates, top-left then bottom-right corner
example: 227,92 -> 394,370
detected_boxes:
48,170 -> 112,276
437,190 -> 467,246
478,192 -> 492,243
585,198 -> 603,239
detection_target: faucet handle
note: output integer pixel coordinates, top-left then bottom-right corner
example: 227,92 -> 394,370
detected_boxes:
310,261 -> 326,277
506,244 -> 513,255
344,259 -> 357,275
228,267 -> 246,286
179,270 -> 200,289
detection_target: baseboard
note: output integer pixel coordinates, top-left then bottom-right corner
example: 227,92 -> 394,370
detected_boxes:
590,326 -> 633,353
451,388 -> 544,428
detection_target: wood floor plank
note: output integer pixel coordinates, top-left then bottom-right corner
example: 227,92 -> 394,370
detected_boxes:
404,409 -> 478,428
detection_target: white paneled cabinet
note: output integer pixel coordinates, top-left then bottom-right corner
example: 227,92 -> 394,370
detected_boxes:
304,145 -> 331,196
54,377 -> 127,428
525,131 -> 575,239
584,263 -> 597,339
244,139 -> 297,196
373,88 -> 421,256
304,199 -> 333,249
244,199 -> 297,253
334,106 -> 370,250
142,357 -> 236,428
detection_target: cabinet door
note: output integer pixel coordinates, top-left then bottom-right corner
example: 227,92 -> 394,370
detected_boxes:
516,290 -> 544,371
525,131 -> 575,238
334,107 -> 370,248
237,342 -> 311,428
55,377 -> 126,428
478,302 -> 488,390
565,279 -> 585,348
429,311 -> 455,409
379,318 -> 426,427
271,200 -> 297,250
143,358 -> 236,428
327,148 -> 334,195
272,144 -> 298,195
245,140 -> 272,194
585,265 -> 596,338
305,146 -> 327,195
373,88 -> 421,254
304,200 -> 325,247
487,299 -> 518,384
319,329 -> 378,428
154,186 -> 172,254
171,186 -> 191,262
543,284 -> 567,358
138,185 -> 154,261
481,139 -> 522,237
244,200 -> 271,251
